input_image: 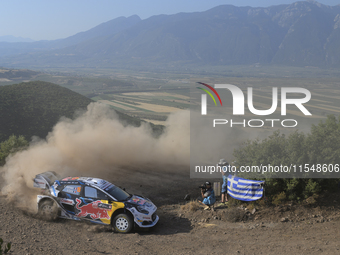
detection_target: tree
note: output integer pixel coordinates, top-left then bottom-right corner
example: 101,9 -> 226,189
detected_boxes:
233,115 -> 340,201
306,115 -> 340,165
0,238 -> 11,254
0,135 -> 28,165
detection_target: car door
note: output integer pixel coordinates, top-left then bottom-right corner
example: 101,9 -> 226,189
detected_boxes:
75,186 -> 116,224
57,184 -> 82,215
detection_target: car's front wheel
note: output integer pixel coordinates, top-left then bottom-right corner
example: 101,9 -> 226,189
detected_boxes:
112,213 -> 133,233
38,199 -> 59,221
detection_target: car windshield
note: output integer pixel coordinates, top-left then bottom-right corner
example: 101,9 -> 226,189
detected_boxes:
105,185 -> 130,201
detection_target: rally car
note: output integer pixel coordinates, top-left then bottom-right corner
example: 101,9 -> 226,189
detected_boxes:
33,171 -> 159,233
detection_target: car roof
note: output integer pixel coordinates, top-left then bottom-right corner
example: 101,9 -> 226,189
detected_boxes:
59,177 -> 114,190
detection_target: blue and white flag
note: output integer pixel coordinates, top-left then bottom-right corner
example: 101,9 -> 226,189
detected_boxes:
227,175 -> 264,201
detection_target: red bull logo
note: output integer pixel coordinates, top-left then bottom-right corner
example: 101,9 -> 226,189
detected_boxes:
131,197 -> 146,205
75,198 -> 110,220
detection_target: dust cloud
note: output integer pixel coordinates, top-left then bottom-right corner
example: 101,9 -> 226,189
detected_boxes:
0,102 -> 190,211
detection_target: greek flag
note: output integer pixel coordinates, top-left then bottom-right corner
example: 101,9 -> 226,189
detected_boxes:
227,175 -> 264,201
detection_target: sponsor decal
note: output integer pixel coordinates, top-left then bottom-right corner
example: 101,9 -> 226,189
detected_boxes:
60,198 -> 75,205
63,185 -> 81,195
75,198 -> 111,220
101,182 -> 111,190
62,177 -> 80,181
130,197 -> 146,205
98,203 -> 112,210
104,184 -> 114,191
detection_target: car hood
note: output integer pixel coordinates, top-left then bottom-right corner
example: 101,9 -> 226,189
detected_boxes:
127,195 -> 155,208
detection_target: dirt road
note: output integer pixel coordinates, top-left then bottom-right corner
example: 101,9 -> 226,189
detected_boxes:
1,165 -> 340,254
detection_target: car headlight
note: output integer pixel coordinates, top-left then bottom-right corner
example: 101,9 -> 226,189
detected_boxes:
136,206 -> 149,214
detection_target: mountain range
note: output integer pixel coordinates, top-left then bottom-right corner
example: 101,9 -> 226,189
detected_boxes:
1,1 -> 340,69
0,35 -> 34,43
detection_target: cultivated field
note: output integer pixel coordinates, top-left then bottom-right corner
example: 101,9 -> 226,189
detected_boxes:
1,66 -> 340,128
1,66 -> 340,254
94,91 -> 191,124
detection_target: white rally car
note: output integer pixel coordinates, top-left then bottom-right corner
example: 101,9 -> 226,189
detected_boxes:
33,172 -> 159,233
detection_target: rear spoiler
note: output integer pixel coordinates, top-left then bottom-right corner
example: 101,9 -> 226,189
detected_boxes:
33,171 -> 60,189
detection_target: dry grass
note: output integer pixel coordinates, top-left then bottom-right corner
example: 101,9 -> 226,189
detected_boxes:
135,102 -> 181,113
100,99 -> 181,113
305,103 -> 340,113
181,200 -> 201,212
246,203 -> 256,211
121,92 -> 190,100
98,100 -> 136,110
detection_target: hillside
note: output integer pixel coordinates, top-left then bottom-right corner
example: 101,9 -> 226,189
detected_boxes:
0,81 -> 93,142
0,15 -> 141,58
1,1 -> 340,68
0,81 -> 162,143
0,68 -> 39,80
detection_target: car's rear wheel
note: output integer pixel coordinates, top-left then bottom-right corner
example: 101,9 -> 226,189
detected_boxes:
39,199 -> 59,221
112,213 -> 133,233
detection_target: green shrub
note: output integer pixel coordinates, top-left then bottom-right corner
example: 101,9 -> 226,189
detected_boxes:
233,115 -> 340,203
272,192 -> 287,205
0,135 -> 28,165
0,238 -> 11,254
303,179 -> 321,198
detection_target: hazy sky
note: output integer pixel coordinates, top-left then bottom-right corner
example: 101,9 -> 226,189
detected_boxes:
0,0 -> 339,41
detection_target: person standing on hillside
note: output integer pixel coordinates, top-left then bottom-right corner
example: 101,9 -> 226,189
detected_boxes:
218,159 -> 229,206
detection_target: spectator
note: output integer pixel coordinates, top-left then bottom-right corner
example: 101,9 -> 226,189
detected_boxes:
218,159 -> 229,206
199,181 -> 216,210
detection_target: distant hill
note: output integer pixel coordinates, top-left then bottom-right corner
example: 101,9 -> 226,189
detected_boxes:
55,15 -> 141,49
0,35 -> 34,43
0,81 -> 93,142
1,1 -> 340,68
0,68 -> 39,79
0,15 -> 141,57
0,81 -> 161,142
